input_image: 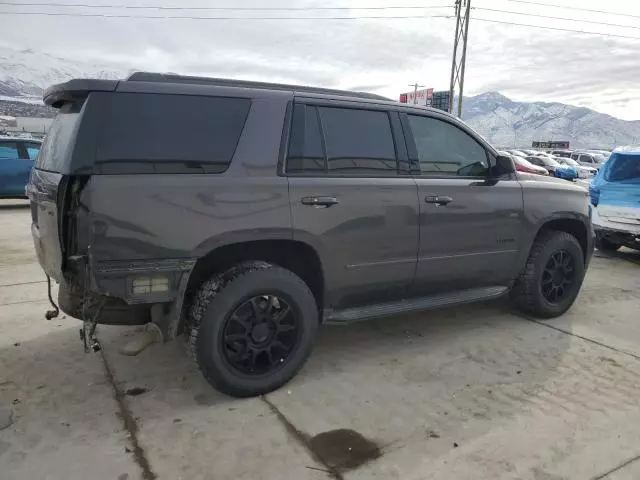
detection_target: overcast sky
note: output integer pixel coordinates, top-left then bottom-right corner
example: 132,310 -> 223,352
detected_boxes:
1,0 -> 639,120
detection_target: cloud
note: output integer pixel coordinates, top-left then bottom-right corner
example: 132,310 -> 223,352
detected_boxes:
1,0 -> 639,119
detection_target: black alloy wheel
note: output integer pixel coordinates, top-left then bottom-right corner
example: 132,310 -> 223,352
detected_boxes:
222,295 -> 299,375
189,263 -> 318,397
541,250 -> 575,303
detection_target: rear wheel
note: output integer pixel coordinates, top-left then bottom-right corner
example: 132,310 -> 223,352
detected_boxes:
595,236 -> 620,253
511,231 -> 585,318
188,262 -> 318,397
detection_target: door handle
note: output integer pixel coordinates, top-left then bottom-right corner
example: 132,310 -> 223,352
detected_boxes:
425,195 -> 453,206
301,196 -> 339,207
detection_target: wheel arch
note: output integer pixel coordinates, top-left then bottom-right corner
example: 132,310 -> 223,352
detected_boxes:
528,214 -> 591,265
184,238 -> 326,317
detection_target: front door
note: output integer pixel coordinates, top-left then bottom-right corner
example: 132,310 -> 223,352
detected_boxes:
401,112 -> 524,294
286,102 -> 419,309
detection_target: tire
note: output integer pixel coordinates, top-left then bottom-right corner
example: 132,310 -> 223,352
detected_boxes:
187,262 -> 318,398
595,236 -> 620,253
511,230 -> 585,318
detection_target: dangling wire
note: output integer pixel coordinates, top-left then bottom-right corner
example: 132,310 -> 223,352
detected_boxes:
45,275 -> 60,320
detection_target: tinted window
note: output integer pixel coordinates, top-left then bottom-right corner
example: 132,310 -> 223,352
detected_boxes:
25,142 -> 41,160
527,157 -> 544,167
0,141 -> 19,159
96,93 -> 251,174
407,115 -> 488,176
606,154 -> 640,182
319,107 -> 397,174
36,101 -> 83,172
287,104 -> 326,173
580,155 -> 593,164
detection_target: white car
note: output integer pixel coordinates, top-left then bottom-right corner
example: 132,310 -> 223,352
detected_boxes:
570,151 -> 606,170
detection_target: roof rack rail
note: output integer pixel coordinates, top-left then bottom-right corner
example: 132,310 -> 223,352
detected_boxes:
126,71 -> 389,101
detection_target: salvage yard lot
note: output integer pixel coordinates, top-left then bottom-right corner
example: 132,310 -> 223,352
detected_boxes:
1,198 -> 640,480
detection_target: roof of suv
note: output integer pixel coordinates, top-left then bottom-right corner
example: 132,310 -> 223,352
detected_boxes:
126,72 -> 390,101
44,71 -> 396,106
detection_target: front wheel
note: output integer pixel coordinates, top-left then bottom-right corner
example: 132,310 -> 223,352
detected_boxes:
188,263 -> 318,397
511,231 -> 585,318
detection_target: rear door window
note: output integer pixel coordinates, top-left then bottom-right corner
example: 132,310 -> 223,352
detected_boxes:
286,104 -> 326,173
0,141 -> 20,159
319,107 -> 397,175
286,104 -> 398,176
96,93 -> 251,174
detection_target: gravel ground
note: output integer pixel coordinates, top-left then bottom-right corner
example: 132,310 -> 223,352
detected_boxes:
1,198 -> 640,480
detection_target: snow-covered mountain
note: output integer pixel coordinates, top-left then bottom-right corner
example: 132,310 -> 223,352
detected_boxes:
0,48 -> 125,98
462,92 -> 640,150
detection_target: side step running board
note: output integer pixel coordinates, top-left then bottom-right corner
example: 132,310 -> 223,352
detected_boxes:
324,286 -> 509,325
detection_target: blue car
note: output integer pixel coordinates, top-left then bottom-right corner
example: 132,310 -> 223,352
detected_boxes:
0,137 -> 42,198
589,146 -> 640,252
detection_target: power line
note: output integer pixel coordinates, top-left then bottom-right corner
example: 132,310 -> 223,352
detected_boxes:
506,0 -> 640,20
474,17 -> 640,40
476,7 -> 640,30
0,1 -> 451,11
0,10 -> 453,20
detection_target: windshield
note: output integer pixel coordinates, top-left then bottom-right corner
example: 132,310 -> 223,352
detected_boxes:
606,154 -> 640,181
563,158 -> 580,167
544,158 -> 561,167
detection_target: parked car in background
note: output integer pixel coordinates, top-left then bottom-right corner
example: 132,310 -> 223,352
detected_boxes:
498,152 -> 548,175
552,150 -> 573,158
557,157 -> 597,179
507,149 -> 529,158
589,146 -> 640,252
571,151 -> 606,169
526,156 -> 577,180
0,136 -> 41,198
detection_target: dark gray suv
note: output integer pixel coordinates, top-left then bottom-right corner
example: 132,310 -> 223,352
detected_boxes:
27,72 -> 594,397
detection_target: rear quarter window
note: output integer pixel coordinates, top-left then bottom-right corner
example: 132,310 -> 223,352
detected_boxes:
96,93 -> 251,174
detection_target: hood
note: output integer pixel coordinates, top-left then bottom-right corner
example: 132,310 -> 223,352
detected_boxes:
518,172 -> 587,190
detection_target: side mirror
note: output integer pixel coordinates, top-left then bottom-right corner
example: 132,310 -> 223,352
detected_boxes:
495,155 -> 516,175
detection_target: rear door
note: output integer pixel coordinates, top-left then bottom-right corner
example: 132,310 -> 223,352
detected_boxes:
402,112 -> 524,294
287,101 -> 419,309
27,102 -> 83,283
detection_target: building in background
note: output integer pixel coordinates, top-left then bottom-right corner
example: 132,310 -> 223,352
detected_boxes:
399,89 -> 451,113
0,116 -> 52,138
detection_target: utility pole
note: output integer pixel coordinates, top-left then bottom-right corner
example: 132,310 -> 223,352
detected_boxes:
449,0 -> 471,117
408,83 -> 425,104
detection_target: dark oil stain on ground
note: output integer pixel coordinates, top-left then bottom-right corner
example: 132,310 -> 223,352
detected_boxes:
308,428 -> 382,471
125,387 -> 148,397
